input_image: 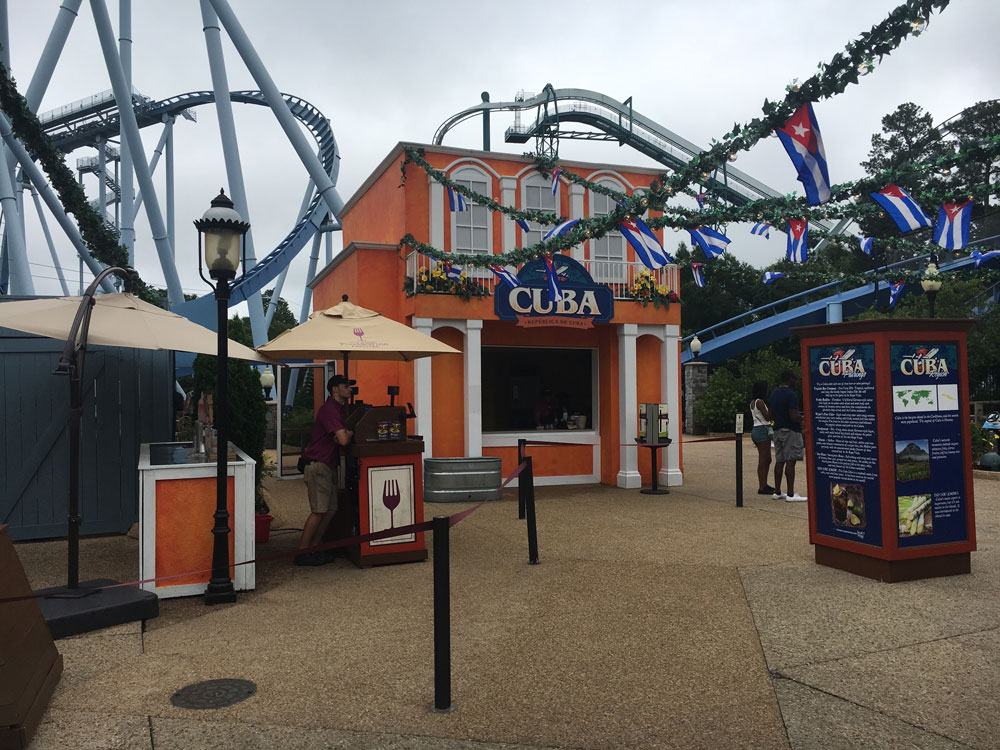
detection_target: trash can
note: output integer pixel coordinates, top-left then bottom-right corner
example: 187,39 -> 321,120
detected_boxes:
424,457 -> 503,503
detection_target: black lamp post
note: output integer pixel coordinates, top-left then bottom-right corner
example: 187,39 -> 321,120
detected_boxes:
195,189 -> 250,606
921,255 -> 943,319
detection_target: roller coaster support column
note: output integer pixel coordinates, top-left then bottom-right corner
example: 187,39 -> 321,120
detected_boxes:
0,114 -> 116,293
208,0 -> 345,223
131,118 -> 173,220
283,228 -> 324,410
119,0 -> 134,264
90,0 -> 184,306
0,142 -> 31,294
165,115 -> 175,258
201,0 -> 268,346
31,184 -> 70,295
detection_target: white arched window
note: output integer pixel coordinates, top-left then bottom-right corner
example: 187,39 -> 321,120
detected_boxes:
450,166 -> 492,258
590,179 -> 626,283
521,174 -> 556,248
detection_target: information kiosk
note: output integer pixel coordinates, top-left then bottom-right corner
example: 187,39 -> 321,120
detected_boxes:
336,387 -> 427,567
795,319 -> 976,582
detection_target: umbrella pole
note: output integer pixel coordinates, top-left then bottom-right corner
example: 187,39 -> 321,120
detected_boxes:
56,267 -> 131,590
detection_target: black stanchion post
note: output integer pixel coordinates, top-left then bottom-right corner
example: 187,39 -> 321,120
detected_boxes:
524,456 -> 540,564
431,515 -> 454,713
735,413 -> 744,508
517,439 -> 527,520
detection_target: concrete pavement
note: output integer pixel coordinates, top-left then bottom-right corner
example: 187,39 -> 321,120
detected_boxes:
15,436 -> 1000,749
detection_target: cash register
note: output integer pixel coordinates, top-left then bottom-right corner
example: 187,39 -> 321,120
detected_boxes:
329,385 -> 427,567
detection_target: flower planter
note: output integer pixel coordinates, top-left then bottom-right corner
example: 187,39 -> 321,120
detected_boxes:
255,513 -> 274,543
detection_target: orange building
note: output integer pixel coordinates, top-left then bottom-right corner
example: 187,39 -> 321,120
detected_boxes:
310,142 -> 684,489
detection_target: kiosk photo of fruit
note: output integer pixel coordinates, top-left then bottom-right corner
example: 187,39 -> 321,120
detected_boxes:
831,482 -> 866,528
898,494 -> 933,537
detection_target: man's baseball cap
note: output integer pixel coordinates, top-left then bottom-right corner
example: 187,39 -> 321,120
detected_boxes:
327,374 -> 356,390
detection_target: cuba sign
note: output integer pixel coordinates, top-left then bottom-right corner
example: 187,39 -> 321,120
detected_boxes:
494,256 -> 613,329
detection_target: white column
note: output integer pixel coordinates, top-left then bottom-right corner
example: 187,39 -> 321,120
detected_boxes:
617,323 -> 640,488
501,176 -> 516,253
428,176 -> 444,250
413,317 -> 434,458
569,182 -> 585,261
464,319 -> 483,457
661,324 -> 683,487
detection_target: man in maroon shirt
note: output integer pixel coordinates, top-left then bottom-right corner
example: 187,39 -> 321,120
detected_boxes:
295,374 -> 354,565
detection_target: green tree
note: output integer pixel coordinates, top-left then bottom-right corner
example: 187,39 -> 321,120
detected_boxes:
191,355 -> 267,500
228,290 -> 298,348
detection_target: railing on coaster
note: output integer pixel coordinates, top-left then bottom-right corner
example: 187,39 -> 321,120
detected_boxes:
405,251 -> 680,301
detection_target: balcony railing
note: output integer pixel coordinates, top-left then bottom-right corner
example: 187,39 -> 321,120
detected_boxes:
404,251 -> 679,301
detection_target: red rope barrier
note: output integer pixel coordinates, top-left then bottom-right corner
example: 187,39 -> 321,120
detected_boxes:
1,459 -> 531,606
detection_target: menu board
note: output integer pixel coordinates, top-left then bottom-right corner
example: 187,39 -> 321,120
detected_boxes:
890,343 -> 967,547
808,344 -> 881,546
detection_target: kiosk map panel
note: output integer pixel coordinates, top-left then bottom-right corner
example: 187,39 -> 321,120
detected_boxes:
808,343 -> 882,546
890,342 -> 967,548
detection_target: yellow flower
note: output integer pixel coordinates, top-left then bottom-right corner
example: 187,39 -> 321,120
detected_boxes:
459,272 -> 467,280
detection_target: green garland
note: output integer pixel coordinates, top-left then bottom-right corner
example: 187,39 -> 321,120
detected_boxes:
0,58 -> 154,300
398,0 -> 975,271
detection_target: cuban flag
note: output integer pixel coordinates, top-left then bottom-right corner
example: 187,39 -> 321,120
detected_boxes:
763,271 -> 788,285
972,249 -> 1000,268
551,168 -> 562,196
696,193 -> 706,209
515,218 -> 531,233
859,237 -> 874,256
619,216 -> 672,270
543,255 -> 564,302
688,225 -> 731,259
933,200 -> 973,250
691,262 -> 706,288
442,262 -> 463,281
869,184 -> 932,233
786,219 -> 808,263
750,222 -> 772,239
543,218 -> 580,240
776,102 -> 831,205
447,187 -> 467,212
889,280 -> 905,307
490,265 -> 521,288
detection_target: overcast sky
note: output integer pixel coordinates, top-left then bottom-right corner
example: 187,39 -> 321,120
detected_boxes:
7,0 -> 999,313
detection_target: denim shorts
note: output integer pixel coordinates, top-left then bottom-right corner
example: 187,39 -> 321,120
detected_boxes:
751,425 -> 771,444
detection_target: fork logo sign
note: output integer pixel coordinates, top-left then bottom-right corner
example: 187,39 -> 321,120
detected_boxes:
368,465 -> 414,546
339,326 -> 389,349
495,256 -> 613,328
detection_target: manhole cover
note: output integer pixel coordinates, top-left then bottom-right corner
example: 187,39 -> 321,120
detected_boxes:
170,679 -> 256,709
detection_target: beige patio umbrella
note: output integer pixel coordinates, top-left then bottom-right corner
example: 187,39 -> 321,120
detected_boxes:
0,292 -> 272,363
257,297 -> 458,371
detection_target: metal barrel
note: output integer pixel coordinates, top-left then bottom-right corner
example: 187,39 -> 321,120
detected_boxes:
423,457 -> 502,503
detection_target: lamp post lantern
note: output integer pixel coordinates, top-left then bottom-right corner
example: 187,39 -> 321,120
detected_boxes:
195,189 -> 250,606
260,366 -> 275,399
690,335 -> 702,358
921,256 -> 943,319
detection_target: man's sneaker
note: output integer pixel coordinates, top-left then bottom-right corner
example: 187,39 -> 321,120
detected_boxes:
772,492 -> 786,501
786,494 -> 808,502
293,551 -> 326,566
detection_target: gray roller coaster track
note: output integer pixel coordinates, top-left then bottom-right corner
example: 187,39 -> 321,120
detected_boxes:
41,89 -> 340,309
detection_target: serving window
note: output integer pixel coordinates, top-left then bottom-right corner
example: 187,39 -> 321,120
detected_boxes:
481,346 -> 595,432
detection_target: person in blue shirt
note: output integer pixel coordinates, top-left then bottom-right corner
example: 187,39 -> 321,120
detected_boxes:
768,370 -> 807,502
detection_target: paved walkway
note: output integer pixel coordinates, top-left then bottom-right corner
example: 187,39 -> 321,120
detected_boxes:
15,437 -> 1000,749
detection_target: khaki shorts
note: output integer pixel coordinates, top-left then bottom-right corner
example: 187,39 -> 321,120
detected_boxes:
774,428 -> 804,462
304,461 -> 338,513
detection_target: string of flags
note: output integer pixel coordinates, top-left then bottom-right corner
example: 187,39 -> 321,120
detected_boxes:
551,168 -> 562,196
689,226 -> 731,259
972,249 -> 1000,268
763,271 -> 788,285
870,184 -> 932,232
543,255 -> 564,302
490,265 -> 521,288
933,201 -> 972,250
859,236 -> 874,256
889,281 -> 906,307
786,219 -> 808,263
776,102 -> 832,206
619,216 -> 672,269
750,222 -> 772,239
446,187 -> 467,212
691,262 -> 706,288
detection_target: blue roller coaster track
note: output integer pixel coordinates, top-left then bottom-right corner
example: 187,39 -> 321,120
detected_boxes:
42,89 -> 340,327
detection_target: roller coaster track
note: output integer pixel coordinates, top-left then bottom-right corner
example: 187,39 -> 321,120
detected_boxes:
680,234 -> 1000,365
42,90 -> 340,316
